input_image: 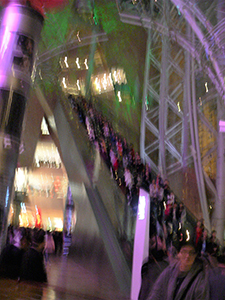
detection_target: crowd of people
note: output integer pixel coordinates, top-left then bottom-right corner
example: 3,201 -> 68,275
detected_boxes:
0,226 -> 63,283
69,94 -> 190,247
69,94 -> 225,299
69,94 -> 154,207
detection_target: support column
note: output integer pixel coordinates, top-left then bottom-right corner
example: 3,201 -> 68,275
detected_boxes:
211,0 -> 225,243
158,35 -> 168,177
0,3 -> 43,252
182,24 -> 191,201
190,42 -> 211,231
140,28 -> 151,161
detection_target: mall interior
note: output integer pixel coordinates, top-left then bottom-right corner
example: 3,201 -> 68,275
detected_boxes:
0,0 -> 225,299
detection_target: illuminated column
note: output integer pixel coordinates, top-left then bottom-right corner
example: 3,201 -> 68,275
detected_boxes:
131,189 -> 150,300
0,3 -> 43,251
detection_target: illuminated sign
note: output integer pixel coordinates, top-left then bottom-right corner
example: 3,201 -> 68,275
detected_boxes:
138,196 -> 146,220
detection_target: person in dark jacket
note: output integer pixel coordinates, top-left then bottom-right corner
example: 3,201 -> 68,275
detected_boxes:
146,240 -> 209,300
202,242 -> 225,300
0,227 -> 31,279
20,229 -> 47,283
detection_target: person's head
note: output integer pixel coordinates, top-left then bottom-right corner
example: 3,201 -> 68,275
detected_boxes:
179,202 -> 184,210
196,220 -> 202,228
178,241 -> 197,272
211,230 -> 217,238
202,229 -> 208,240
164,179 -> 169,186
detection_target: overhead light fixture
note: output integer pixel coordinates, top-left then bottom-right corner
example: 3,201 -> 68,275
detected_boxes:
62,77 -> 67,88
84,58 -> 88,69
77,79 -> 80,90
118,91 -> 122,102
64,56 -> 69,68
76,57 -> 80,69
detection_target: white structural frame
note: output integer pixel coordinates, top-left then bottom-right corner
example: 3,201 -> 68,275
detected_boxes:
117,0 -> 225,237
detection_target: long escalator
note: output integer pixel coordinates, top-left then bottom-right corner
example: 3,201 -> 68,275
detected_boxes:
53,94 -> 132,296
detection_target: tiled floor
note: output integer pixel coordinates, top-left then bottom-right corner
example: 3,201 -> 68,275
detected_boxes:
0,254 -> 130,300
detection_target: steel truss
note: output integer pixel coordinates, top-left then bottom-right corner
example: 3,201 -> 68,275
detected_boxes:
117,0 -> 225,238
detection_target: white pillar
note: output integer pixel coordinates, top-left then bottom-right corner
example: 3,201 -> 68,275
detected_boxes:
131,189 -> 150,300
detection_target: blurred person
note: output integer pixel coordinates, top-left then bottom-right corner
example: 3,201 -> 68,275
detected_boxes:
116,137 -> 123,158
149,234 -> 167,255
122,137 -> 129,156
44,231 -> 55,265
194,220 -> 203,248
176,202 -> 186,231
163,179 -> 171,202
6,224 -> 14,245
53,230 -> 63,256
146,240 -> 209,300
138,245 -> 169,300
196,229 -> 209,257
200,218 -> 205,232
167,191 -> 175,207
57,231 -> 63,256
172,201 -> 179,234
141,163 -> 151,191
204,243 -> 225,299
156,173 -> 163,189
124,167 -> 134,194
20,229 -> 47,283
0,227 -> 31,279
149,179 -> 158,201
208,230 -> 220,256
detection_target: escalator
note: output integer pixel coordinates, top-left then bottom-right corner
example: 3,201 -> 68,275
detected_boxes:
52,94 -> 132,295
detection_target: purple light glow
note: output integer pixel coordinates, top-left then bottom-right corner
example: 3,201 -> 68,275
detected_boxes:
0,26 -> 11,59
131,189 -> 150,300
219,120 -> 225,132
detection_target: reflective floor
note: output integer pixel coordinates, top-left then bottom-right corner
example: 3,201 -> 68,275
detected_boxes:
0,254 -> 130,300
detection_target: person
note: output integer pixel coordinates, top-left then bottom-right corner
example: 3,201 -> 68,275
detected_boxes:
0,227 -> 31,279
176,202 -> 186,231
149,179 -> 158,201
146,240 -> 210,300
204,243 -> 225,299
44,230 -> 55,264
208,230 -> 220,257
138,248 -> 169,300
194,220 -> 203,248
196,229 -> 209,257
20,229 -> 47,283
